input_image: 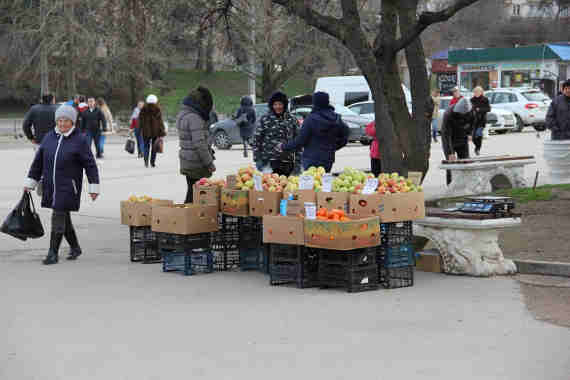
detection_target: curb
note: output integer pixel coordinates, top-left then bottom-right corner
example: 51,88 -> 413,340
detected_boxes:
512,259 -> 570,278
516,274 -> 570,288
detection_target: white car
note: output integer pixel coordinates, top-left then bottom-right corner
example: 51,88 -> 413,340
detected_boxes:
485,88 -> 551,132
435,96 -> 516,134
348,100 -> 412,121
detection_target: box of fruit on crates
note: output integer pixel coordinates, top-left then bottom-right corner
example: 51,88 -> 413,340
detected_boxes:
249,191 -> 282,217
221,189 -> 249,216
120,196 -> 173,226
316,192 -> 349,213
263,215 -> 305,245
151,204 -> 218,235
193,177 -> 224,210
303,209 -> 380,250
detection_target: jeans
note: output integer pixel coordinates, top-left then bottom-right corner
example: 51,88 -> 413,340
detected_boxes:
134,128 -> 145,156
431,119 -> 438,141
86,130 -> 102,158
144,137 -> 157,166
98,134 -> 106,156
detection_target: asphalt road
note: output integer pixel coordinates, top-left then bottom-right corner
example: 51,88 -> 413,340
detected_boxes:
1,130 -> 569,380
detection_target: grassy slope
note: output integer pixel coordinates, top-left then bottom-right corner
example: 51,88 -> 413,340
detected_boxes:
145,69 -> 314,120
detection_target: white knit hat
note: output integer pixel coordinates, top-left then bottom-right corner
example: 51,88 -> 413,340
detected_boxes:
55,105 -> 78,123
146,94 -> 158,104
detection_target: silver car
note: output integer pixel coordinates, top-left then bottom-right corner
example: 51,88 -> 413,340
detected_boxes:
485,88 -> 551,132
210,103 -> 269,150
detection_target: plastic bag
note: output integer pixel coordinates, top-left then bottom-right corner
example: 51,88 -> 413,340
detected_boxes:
1,192 -> 45,241
125,137 -> 135,154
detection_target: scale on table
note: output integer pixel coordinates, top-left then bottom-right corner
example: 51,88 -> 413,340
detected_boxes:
459,196 -> 515,216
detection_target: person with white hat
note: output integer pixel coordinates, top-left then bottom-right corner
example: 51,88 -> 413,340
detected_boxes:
23,104 -> 100,265
139,94 -> 166,168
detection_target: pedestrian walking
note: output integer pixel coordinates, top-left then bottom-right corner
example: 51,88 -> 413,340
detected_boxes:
431,89 -> 441,143
365,120 -> 381,176
470,86 -> 491,155
130,101 -> 145,158
80,97 -> 107,159
22,93 -> 58,145
253,91 -> 300,175
441,97 -> 474,185
96,98 -> 114,159
546,79 -> 570,140
176,86 -> 216,203
23,105 -> 100,265
235,96 -> 256,158
281,91 -> 349,173
139,94 -> 166,168
449,86 -> 463,107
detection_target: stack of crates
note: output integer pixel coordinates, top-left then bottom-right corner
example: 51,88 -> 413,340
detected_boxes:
157,232 -> 214,275
377,222 -> 414,289
211,214 -> 240,271
238,216 -> 264,271
318,247 -> 379,293
129,226 -> 160,263
269,244 -> 319,288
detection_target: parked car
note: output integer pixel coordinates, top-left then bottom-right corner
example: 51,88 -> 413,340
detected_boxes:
485,88 -> 551,132
348,100 -> 413,121
210,103 -> 269,150
435,96 -> 516,134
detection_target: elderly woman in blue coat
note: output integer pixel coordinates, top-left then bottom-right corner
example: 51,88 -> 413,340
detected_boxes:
24,105 -> 100,265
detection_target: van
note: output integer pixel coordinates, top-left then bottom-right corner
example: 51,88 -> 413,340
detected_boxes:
314,75 -> 411,107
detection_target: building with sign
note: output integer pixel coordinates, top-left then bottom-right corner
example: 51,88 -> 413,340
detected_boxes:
448,43 -> 570,97
430,49 -> 458,96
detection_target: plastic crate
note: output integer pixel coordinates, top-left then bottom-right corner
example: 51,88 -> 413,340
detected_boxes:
239,246 -> 264,271
379,265 -> 414,289
269,245 -> 319,288
377,243 -> 414,268
156,232 -> 211,252
318,247 -> 376,267
129,226 -> 159,263
239,216 -> 263,249
319,264 -> 379,293
213,250 -> 240,272
162,249 -> 214,275
211,214 -> 240,251
380,221 -> 413,246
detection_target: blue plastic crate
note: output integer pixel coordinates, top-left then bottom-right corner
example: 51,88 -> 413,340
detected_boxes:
380,243 -> 414,268
162,250 -> 214,275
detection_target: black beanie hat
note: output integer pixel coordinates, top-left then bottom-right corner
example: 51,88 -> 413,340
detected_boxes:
268,91 -> 289,111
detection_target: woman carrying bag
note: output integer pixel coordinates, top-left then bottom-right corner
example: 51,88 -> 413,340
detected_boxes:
23,105 -> 100,265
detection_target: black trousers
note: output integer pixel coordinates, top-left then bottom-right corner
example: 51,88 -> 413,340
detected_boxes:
51,210 -> 79,247
446,144 -> 469,186
185,176 -> 198,204
371,158 -> 382,177
473,136 -> 483,151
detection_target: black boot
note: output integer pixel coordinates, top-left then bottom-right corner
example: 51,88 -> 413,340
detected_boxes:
43,232 -> 63,265
64,222 -> 82,260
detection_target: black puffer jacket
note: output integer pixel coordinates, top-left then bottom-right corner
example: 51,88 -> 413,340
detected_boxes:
235,96 -> 256,138
441,99 -> 474,157
546,94 -> 570,140
22,103 -> 58,143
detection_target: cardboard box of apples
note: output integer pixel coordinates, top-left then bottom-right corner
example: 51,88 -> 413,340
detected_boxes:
120,196 -> 173,226
193,177 -> 225,211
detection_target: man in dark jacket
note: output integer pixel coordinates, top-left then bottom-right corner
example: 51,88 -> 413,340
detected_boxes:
80,97 -> 107,158
282,91 -> 349,172
546,79 -> 570,140
235,96 -> 256,158
441,97 -> 474,185
22,94 -> 58,144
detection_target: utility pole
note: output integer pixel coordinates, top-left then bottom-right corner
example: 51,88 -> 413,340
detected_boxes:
40,0 -> 49,96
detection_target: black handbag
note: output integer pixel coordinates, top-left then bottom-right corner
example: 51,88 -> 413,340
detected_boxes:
125,137 -> 135,154
1,192 -> 45,241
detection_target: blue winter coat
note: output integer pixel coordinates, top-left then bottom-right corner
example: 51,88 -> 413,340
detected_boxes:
27,128 -> 100,212
283,105 -> 349,166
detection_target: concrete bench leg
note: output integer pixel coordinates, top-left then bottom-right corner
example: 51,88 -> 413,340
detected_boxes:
414,224 -> 517,277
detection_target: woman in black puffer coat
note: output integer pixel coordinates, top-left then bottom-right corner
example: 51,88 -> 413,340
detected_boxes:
470,86 -> 491,156
235,96 -> 256,158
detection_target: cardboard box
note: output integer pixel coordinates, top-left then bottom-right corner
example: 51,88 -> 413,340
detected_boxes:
120,199 -> 173,226
249,191 -> 282,217
304,216 -> 380,250
317,192 -> 349,212
415,249 -> 442,273
151,204 -> 218,234
221,188 -> 249,216
283,190 -> 316,216
350,192 -> 425,222
263,215 -> 305,245
193,185 -> 220,210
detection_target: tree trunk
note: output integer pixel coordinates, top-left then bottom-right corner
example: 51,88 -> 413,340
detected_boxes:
64,0 -> 76,97
40,0 -> 49,95
205,23 -> 215,74
195,27 -> 205,70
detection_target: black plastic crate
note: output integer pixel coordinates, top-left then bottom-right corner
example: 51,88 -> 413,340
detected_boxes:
270,243 -> 302,263
318,247 -> 376,267
162,249 -> 214,275
379,265 -> 414,289
239,216 -> 263,249
319,264 -> 379,293
213,250 -> 240,272
156,232 -> 211,252
211,214 -> 240,251
129,226 -> 159,263
269,244 -> 319,288
380,221 -> 413,246
239,246 -> 264,271
377,243 -> 414,268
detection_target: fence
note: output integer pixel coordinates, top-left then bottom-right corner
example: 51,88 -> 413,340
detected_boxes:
0,119 -> 24,139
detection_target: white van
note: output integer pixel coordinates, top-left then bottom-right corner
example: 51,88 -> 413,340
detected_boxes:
314,75 -> 411,107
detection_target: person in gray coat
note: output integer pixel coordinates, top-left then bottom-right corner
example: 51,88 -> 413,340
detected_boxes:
176,86 -> 216,203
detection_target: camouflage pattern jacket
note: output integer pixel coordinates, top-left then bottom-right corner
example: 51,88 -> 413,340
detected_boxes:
253,111 -> 301,168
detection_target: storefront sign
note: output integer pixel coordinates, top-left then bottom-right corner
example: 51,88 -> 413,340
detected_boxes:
501,62 -> 541,71
437,73 -> 457,95
460,64 -> 498,72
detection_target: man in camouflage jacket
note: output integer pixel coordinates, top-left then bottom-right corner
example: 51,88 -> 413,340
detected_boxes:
253,91 -> 301,173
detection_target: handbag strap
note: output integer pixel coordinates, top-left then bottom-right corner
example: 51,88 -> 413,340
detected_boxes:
26,191 -> 37,213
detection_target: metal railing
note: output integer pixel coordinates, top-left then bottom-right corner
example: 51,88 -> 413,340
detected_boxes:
0,119 -> 24,139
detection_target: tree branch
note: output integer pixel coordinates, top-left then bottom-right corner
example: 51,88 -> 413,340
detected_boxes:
272,0 -> 344,40
388,0 -> 480,54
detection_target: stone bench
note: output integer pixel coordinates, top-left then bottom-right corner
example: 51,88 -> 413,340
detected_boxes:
440,156 -> 536,197
413,210 -> 520,277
